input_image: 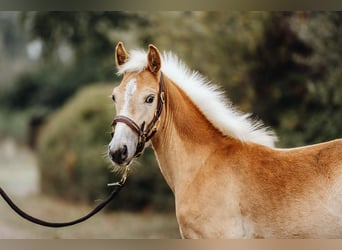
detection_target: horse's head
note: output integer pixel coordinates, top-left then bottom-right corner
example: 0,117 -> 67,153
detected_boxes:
108,42 -> 165,167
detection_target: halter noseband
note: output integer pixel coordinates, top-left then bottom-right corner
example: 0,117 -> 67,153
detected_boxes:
111,72 -> 165,158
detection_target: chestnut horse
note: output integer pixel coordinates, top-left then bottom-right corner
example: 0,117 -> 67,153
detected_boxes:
108,42 -> 342,238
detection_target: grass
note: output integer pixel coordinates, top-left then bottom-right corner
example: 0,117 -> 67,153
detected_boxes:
0,194 -> 180,239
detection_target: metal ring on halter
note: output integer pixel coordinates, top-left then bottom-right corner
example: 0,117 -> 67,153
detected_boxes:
107,166 -> 130,186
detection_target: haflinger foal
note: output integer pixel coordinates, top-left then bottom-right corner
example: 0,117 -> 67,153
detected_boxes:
108,42 -> 342,239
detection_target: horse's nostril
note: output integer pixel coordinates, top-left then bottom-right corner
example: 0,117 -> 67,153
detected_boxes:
121,145 -> 128,159
110,145 -> 128,164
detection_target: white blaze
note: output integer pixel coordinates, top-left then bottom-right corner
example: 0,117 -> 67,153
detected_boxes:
109,78 -> 138,164
121,78 -> 137,116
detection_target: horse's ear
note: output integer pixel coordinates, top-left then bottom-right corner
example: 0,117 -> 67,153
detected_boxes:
115,41 -> 129,67
147,44 -> 161,74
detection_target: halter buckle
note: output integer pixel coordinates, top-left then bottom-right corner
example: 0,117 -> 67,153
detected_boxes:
160,91 -> 165,104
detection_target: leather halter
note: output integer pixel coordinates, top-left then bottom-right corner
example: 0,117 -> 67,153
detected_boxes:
112,72 -> 165,158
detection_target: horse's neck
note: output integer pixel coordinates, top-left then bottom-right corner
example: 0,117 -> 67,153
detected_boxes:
151,77 -> 234,194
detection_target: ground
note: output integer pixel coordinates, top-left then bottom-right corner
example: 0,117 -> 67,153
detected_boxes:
0,139 -> 180,238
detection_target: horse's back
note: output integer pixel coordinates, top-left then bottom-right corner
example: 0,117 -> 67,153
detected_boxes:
204,138 -> 342,238
240,138 -> 342,238
176,138 -> 342,238
275,138 -> 342,176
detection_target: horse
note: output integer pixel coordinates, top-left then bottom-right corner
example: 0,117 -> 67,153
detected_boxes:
108,41 -> 342,239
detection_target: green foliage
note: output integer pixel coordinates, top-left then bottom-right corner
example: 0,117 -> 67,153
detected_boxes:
291,12 -> 342,146
23,12 -> 144,58
37,84 -> 174,212
0,60 -> 108,111
140,12 -> 342,147
0,110 -> 31,143
139,12 -> 264,105
248,12 -> 342,147
248,13 -> 313,125
1,12 -> 147,114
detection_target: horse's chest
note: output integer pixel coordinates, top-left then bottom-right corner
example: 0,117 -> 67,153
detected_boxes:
175,183 -> 256,238
176,205 -> 255,238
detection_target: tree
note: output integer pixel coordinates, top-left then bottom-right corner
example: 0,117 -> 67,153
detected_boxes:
1,12 -> 147,111
294,12 -> 342,145
247,12 -> 314,145
248,12 -> 342,146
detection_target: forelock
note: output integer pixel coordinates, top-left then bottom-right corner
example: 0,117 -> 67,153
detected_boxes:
117,50 -> 148,75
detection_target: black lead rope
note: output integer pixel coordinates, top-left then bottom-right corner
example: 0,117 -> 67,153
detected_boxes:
0,170 -> 128,228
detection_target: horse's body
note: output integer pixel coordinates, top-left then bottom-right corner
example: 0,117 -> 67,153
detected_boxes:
108,42 -> 342,238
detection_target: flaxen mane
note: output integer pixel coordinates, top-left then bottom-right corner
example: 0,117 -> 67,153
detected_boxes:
117,49 -> 277,147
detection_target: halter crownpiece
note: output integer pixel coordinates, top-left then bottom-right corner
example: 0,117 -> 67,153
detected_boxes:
112,72 -> 165,158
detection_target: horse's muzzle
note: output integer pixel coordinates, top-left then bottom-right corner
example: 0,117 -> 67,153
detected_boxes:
108,144 -> 132,166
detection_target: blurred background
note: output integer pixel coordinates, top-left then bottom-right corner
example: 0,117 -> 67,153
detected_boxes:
0,11 -> 341,238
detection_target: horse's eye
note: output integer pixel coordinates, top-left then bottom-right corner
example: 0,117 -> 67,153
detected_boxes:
112,95 -> 116,102
145,95 -> 155,104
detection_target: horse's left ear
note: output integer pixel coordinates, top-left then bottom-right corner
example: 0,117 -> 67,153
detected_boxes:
147,44 -> 161,74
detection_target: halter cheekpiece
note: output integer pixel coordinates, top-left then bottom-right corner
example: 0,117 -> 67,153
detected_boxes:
111,72 -> 165,158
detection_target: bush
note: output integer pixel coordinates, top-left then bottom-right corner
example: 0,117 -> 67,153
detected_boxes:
37,83 -> 174,212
